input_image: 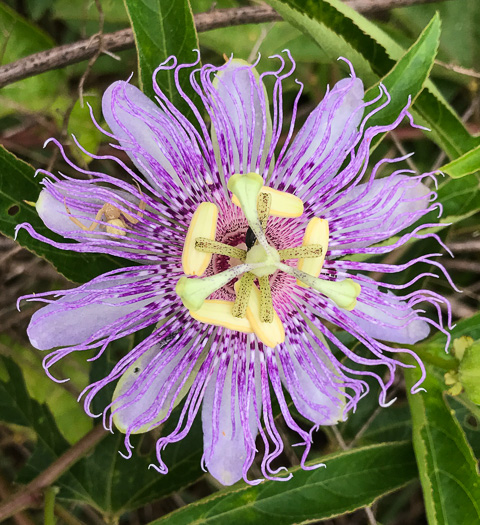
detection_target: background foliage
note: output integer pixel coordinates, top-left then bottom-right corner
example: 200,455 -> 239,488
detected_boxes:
0,0 -> 479,523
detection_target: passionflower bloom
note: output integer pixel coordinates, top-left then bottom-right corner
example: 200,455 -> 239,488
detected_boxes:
17,52 -> 453,486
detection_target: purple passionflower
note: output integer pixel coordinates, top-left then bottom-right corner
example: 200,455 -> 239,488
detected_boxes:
18,53 -> 453,486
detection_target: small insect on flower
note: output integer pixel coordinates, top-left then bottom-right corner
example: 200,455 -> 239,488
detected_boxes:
64,185 -> 147,237
17,52 -> 454,486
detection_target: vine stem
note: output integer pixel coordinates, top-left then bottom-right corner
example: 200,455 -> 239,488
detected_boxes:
0,0 -> 452,89
43,487 -> 59,525
0,425 -> 107,522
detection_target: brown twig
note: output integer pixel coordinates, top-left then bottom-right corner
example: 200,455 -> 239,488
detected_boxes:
448,240 -> 480,253
441,296 -> 476,319
435,59 -> 480,80
0,0 -> 454,89
347,0 -> 445,12
0,475 -> 35,525
0,6 -> 280,88
443,259 -> 480,273
0,425 -> 107,522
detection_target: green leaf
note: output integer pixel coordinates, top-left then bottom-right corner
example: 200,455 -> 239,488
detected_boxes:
200,22 -> 322,66
53,0 -> 129,25
412,89 -> 479,160
436,172 -> 480,222
63,418 -> 204,513
347,403 -> 412,446
0,357 -> 70,455
0,334 -> 91,444
265,0 -> 378,84
405,364 -> 480,524
265,0 -> 480,159
67,95 -> 105,166
124,0 -> 200,113
0,3 -> 66,117
0,145 -> 126,283
425,313 -> 480,350
0,357 -> 88,499
365,13 -> 440,130
393,0 -> 480,71
440,144 -> 480,179
152,442 -> 417,525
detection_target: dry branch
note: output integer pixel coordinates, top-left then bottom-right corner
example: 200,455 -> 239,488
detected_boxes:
0,425 -> 107,522
0,0 -> 452,89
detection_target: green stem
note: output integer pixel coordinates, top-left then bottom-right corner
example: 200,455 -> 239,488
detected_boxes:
44,487 -> 59,525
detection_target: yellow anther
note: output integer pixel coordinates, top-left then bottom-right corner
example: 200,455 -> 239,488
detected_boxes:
257,191 -> 272,230
195,238 -> 246,261
182,202 -> 218,276
232,272 -> 255,318
297,218 -> 329,287
189,300 -> 254,333
259,276 -> 274,323
235,281 -> 285,348
232,185 -> 304,218
279,245 -> 322,260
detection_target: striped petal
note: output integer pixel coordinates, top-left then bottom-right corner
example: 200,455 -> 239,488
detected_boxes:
202,342 -> 259,485
273,75 -> 364,190
27,276 -> 155,350
349,288 -> 430,344
112,339 -> 192,434
328,175 -> 431,250
103,81 -> 205,191
278,331 -> 345,426
210,59 -> 272,176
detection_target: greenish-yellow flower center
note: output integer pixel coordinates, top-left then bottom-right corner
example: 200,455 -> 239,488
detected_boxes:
245,244 -> 280,277
176,172 -> 361,348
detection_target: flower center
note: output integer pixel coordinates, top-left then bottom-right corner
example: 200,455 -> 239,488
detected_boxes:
245,244 -> 279,277
176,173 -> 361,348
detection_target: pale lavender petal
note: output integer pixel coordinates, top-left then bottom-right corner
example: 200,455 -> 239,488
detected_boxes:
208,59 -> 271,177
102,81 -> 208,192
272,75 -> 364,192
202,339 -> 259,486
348,287 -> 431,344
26,269 -> 167,351
328,174 -> 431,250
278,345 -> 345,426
112,339 -> 192,433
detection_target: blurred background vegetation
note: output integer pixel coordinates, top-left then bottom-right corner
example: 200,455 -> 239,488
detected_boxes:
0,0 -> 479,524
